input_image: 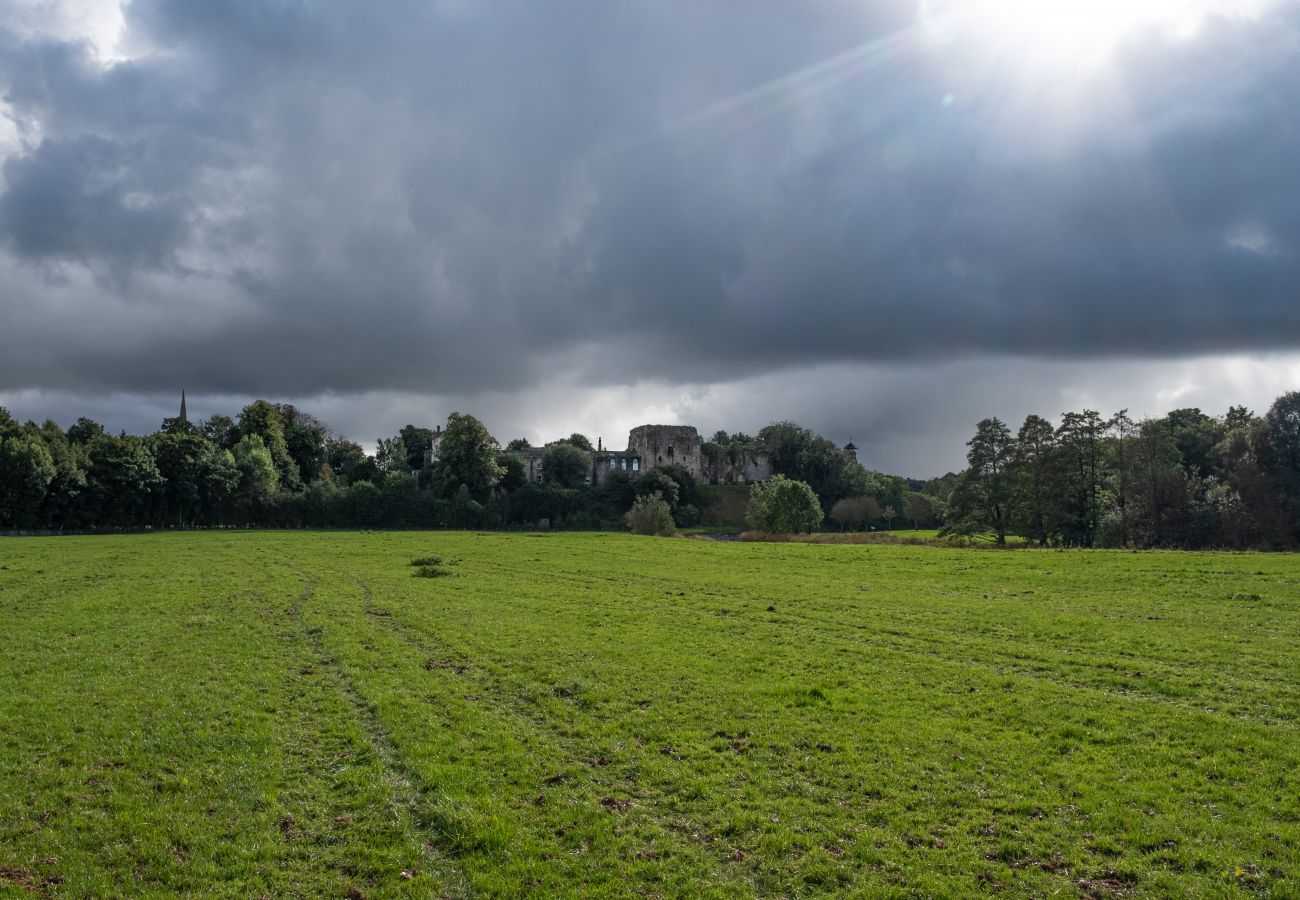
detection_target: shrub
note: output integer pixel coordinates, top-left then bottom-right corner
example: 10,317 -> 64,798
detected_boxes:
412,565 -> 452,578
748,475 -> 823,534
626,492 -> 675,536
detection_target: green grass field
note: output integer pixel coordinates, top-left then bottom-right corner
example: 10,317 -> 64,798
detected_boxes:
2,532 -> 1298,897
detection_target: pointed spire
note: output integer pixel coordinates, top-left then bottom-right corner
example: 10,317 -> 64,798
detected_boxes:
179,389 -> 188,424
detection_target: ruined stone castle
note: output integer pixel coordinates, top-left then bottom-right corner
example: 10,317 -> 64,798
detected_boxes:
428,424 -> 791,486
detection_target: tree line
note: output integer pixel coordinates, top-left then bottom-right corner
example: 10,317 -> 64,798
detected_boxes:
0,404 -> 910,533
2,393 -> 1295,547
941,392 -> 1300,549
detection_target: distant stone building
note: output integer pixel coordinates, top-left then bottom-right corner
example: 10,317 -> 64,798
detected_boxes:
428,423 -> 857,486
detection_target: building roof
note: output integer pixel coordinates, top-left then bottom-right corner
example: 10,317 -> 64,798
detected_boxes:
843,441 -> 858,450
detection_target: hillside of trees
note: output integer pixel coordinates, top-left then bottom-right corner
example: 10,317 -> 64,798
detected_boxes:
1,391 -> 1296,548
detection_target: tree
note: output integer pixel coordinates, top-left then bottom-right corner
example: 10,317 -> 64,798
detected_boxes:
149,431 -> 215,526
505,438 -> 532,452
758,420 -> 872,512
398,424 -> 436,471
83,434 -> 163,528
881,504 -> 897,530
1129,418 -> 1187,547
830,495 -> 879,530
635,468 -> 680,507
35,421 -> 87,529
1258,391 -> 1300,541
237,401 -> 301,492
1009,414 -> 1058,546
232,434 -> 279,508
496,452 -> 528,492
1163,408 -> 1224,479
565,433 -> 594,452
430,412 -> 504,500
201,415 -> 237,450
1056,410 -> 1107,546
626,492 -> 675,536
542,441 -> 592,488
326,437 -> 377,484
944,418 -> 1014,544
903,493 -> 932,530
277,404 -> 329,483
747,475 -> 823,534
66,417 -> 105,445
375,436 -> 411,474
0,411 -> 56,529
1108,410 -> 1136,547
200,448 -> 240,523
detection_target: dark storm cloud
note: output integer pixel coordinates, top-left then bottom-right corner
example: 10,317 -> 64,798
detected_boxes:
0,0 -> 1298,400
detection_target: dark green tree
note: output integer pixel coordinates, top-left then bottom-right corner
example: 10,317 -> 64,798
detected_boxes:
1056,410 -> 1107,546
542,441 -> 592,489
399,425 -> 436,471
943,418 -> 1014,544
277,405 -> 329,484
83,434 -> 163,528
375,436 -> 411,474
35,421 -> 88,529
430,412 -> 504,500
1258,392 -> 1300,541
0,411 -> 56,529
236,401 -> 301,491
1008,414 -> 1058,545
626,492 -> 675,536
326,437 -> 377,484
201,415 -> 238,450
747,475 -> 823,534
232,434 -> 279,509
66,417 -> 105,445
496,453 -> 528,492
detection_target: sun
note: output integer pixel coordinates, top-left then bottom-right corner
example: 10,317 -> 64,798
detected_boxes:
921,0 -> 1270,72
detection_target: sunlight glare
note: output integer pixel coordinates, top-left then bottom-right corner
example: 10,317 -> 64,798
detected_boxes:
923,0 -> 1275,71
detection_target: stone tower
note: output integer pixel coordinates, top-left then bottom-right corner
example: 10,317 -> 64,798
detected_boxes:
626,425 -> 704,480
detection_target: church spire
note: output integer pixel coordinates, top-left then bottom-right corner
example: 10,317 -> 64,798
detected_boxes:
179,390 -> 188,424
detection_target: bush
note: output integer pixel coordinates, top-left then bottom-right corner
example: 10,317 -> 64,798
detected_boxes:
626,492 -> 675,536
748,475 -> 823,534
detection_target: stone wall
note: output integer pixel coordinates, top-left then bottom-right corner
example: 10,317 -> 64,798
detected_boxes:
701,445 -> 774,484
627,425 -> 704,480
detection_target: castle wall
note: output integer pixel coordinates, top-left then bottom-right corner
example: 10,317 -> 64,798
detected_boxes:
627,425 -> 704,480
702,446 -> 774,484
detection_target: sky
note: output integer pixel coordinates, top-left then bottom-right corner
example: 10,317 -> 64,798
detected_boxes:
1,0 -> 1297,476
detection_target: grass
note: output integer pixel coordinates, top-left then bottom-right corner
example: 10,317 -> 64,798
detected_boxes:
1,531 -> 1298,897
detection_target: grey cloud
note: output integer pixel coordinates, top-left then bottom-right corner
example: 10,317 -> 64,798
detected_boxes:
0,0 -> 1297,413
